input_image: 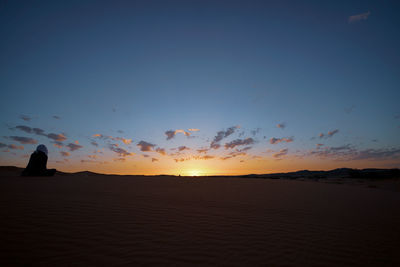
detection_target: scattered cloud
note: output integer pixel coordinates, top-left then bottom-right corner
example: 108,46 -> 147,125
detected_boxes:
46,133 -> 67,142
155,147 -> 166,156
225,138 -> 254,149
33,128 -> 45,135
20,115 -> 31,121
269,137 -> 294,144
251,128 -> 261,136
151,158 -> 158,162
91,141 -> 98,147
92,134 -> 132,144
9,136 -> 37,144
348,11 -> 370,23
113,158 -> 126,162
53,141 -> 63,148
66,143 -> 83,151
0,143 -> 24,150
165,129 -> 194,140
273,148 -> 288,158
53,115 -> 61,120
197,148 -> 209,153
109,144 -> 133,157
319,129 -> 339,139
210,125 -> 240,149
15,125 -> 32,133
178,146 -> 190,151
137,141 -> 156,152
60,151 -> 70,157
277,123 -> 286,129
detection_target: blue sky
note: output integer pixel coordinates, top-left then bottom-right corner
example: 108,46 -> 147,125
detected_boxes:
1,0 -> 400,175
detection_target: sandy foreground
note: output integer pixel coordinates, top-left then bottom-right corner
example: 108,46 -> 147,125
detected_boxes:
0,175 -> 399,266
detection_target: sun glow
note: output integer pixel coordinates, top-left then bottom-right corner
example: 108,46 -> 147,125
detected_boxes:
187,169 -> 202,177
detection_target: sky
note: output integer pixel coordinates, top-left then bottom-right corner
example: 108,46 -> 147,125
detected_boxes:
1,0 -> 400,175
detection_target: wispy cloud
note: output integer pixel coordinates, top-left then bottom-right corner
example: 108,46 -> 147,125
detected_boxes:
197,148 -> 209,154
20,115 -> 31,121
91,141 -> 98,147
225,138 -> 254,149
109,144 -> 133,157
269,137 -> 294,144
210,126 -> 240,149
273,148 -> 288,158
60,151 -> 70,157
0,142 -> 24,150
188,128 -> 199,132
9,136 -> 37,144
53,115 -> 61,120
155,147 -> 166,156
349,11 -> 370,23
66,143 -> 83,151
165,129 -> 194,140
178,146 -> 190,151
251,128 -> 261,136
47,133 -> 67,142
319,129 -> 339,139
277,123 -> 286,129
92,134 -> 132,144
151,158 -> 158,162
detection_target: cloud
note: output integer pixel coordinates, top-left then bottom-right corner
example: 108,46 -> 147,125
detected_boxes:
277,123 -> 286,129
53,115 -> 61,120
319,129 -> 339,139
273,148 -> 288,158
60,151 -> 70,157
20,115 -> 31,121
0,143 -> 24,150
91,141 -> 98,147
137,141 -> 156,152
197,148 -> 209,153
348,11 -> 370,23
109,144 -> 133,157
53,142 -> 63,148
210,126 -> 240,149
165,129 -> 193,140
269,137 -> 294,144
155,147 -> 166,156
33,128 -> 45,136
327,129 -> 339,137
151,158 -> 158,162
113,158 -> 126,162
178,146 -> 190,151
66,143 -> 83,151
225,138 -> 254,149
92,134 -> 132,144
251,128 -> 261,136
188,129 -> 199,132
46,133 -> 67,142
15,125 -> 32,133
9,136 -> 37,144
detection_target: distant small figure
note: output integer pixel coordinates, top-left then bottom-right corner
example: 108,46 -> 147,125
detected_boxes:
22,144 -> 56,176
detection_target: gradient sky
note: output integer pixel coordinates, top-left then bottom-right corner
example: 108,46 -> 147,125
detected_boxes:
1,0 -> 400,175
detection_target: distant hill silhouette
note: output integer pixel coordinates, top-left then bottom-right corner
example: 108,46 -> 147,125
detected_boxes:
0,166 -> 399,180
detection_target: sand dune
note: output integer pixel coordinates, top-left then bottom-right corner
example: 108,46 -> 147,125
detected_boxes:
1,175 -> 399,266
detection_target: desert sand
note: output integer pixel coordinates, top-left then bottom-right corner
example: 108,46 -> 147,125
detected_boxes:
1,174 -> 399,266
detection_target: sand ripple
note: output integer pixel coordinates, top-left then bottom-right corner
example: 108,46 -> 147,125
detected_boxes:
1,176 -> 399,266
